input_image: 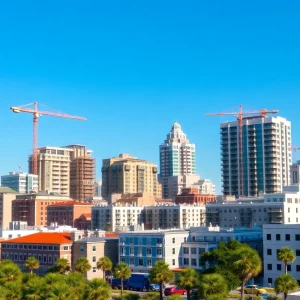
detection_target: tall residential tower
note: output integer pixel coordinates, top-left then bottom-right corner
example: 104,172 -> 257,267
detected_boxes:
221,116 -> 292,197
159,123 -> 196,198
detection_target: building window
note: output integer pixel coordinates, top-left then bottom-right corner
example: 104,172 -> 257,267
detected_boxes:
172,248 -> 175,255
138,259 -> 143,266
92,246 -> 96,251
277,264 -> 282,271
296,250 -> 300,257
296,234 -> 300,241
183,258 -> 189,265
191,259 -> 197,266
93,267 -> 96,273
147,259 -> 152,267
286,234 -> 290,241
267,264 -> 272,271
183,247 -> 189,255
267,234 -> 271,241
268,278 -> 272,284
296,265 -> 300,272
130,258 -> 134,266
287,265 -> 291,272
80,246 -> 84,252
93,256 -> 96,262
267,249 -> 272,255
157,248 -> 162,256
130,248 -> 134,255
147,248 -> 152,255
191,248 -> 197,255
172,238 -> 175,243
63,246 -> 68,251
276,234 -> 281,241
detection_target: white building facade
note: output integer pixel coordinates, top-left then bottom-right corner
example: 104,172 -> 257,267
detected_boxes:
263,224 -> 300,286
119,230 -> 189,272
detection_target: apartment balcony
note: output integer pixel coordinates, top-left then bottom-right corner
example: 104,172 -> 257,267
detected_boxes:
157,243 -> 162,247
157,254 -> 163,258
130,253 -> 135,257
138,253 -> 143,257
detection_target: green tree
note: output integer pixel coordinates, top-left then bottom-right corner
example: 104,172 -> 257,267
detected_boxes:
266,296 -> 281,300
114,262 -> 131,299
23,276 -> 46,300
43,272 -> 65,297
51,258 -> 71,274
75,257 -> 92,274
277,247 -> 296,275
198,273 -> 228,300
96,256 -> 113,280
275,274 -> 298,300
0,261 -> 22,284
233,247 -> 262,300
176,268 -> 199,300
25,256 -> 40,275
1,281 -> 22,300
65,271 -> 87,300
200,240 -> 243,291
50,282 -> 74,300
85,278 -> 111,300
149,260 -> 174,300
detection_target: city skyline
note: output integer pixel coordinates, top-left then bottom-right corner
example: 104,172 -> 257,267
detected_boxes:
1,1 -> 300,193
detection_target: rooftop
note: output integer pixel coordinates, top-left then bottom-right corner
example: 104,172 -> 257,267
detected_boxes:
74,237 -> 119,243
0,187 -> 18,194
48,201 -> 92,207
2,232 -> 72,244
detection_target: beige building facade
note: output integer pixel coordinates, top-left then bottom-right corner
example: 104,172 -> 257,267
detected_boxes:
0,187 -> 17,229
101,154 -> 160,199
72,237 -> 119,280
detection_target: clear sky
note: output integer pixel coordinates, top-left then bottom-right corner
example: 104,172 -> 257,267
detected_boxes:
1,1 -> 300,193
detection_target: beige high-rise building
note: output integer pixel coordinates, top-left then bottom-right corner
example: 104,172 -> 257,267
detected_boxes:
29,145 -> 95,199
29,147 -> 72,196
101,154 -> 160,199
65,145 -> 95,201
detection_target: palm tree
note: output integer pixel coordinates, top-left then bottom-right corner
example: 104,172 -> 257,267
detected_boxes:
233,247 -> 262,300
43,272 -> 65,296
75,257 -> 92,274
277,247 -> 296,275
0,261 -> 22,284
25,256 -> 40,275
50,282 -> 74,300
114,262 -> 131,299
85,278 -> 111,300
65,271 -> 87,300
176,268 -> 199,300
275,274 -> 298,300
149,260 -> 174,300
198,273 -> 228,300
1,281 -> 22,300
23,276 -> 46,300
96,257 -> 113,280
53,258 -> 71,274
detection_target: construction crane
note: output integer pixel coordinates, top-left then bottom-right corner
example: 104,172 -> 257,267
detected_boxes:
291,146 -> 300,163
206,105 -> 278,197
10,102 -> 86,175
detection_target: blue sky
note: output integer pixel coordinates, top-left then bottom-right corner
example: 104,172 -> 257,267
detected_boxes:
1,1 -> 300,193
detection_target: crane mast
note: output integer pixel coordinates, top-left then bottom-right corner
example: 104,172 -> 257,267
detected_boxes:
10,102 -> 86,176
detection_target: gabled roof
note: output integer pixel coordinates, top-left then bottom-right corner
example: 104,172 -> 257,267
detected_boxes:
78,213 -> 92,221
2,232 -> 72,245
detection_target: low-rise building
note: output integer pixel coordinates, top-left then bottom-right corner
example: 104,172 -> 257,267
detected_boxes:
12,192 -> 72,227
47,201 -> 92,227
206,186 -> 300,228
92,203 -> 206,231
175,188 -> 215,205
119,229 -> 189,272
0,232 -> 72,274
181,226 -> 263,270
72,236 -> 119,280
263,224 -> 300,287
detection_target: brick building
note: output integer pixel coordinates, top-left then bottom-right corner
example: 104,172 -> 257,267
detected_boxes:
1,232 -> 72,274
175,188 -> 216,205
47,201 -> 92,227
12,192 -> 72,227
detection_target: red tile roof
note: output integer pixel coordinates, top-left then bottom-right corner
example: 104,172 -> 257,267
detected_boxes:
79,213 -> 92,220
48,201 -> 92,207
105,233 -> 119,238
2,232 -> 72,245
